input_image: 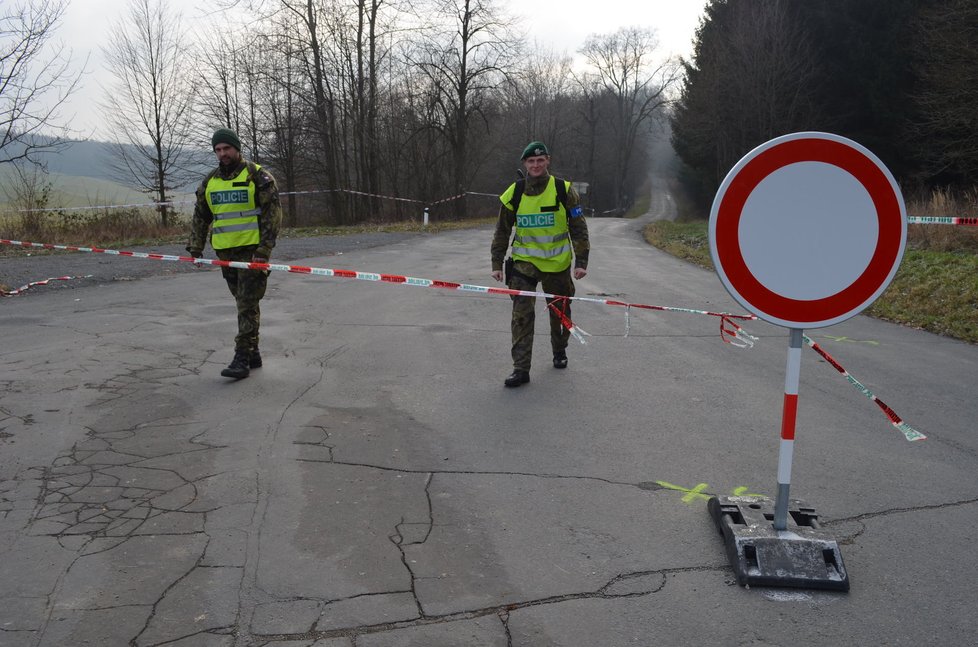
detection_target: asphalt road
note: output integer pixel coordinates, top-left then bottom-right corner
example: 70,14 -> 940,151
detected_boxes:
0,231 -> 422,296
1,203 -> 977,646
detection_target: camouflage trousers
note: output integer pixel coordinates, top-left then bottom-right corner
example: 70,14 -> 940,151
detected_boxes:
216,246 -> 268,352
508,260 -> 575,371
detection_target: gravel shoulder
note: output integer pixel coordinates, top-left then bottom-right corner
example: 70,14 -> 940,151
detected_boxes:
0,232 -> 422,296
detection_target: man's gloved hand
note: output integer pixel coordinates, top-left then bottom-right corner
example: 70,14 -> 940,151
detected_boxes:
187,249 -> 204,269
251,254 -> 269,264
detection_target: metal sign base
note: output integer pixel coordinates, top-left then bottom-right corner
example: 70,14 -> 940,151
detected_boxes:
708,495 -> 850,592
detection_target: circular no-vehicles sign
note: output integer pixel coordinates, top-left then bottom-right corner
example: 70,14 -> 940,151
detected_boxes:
709,132 -> 907,329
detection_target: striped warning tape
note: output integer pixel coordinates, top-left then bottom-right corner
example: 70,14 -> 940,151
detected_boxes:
0,238 -> 756,346
281,189 -> 335,196
803,335 -> 925,441
427,192 -> 467,206
1,274 -> 94,297
0,238 -> 925,439
18,188 -> 475,214
908,216 -> 978,226
333,188 -> 423,204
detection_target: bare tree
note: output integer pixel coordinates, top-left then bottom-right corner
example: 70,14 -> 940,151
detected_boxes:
271,0 -> 348,221
346,0 -> 383,199
193,29 -> 245,135
579,27 -> 680,210
569,75 -> 604,209
410,0 -> 518,207
1,159 -> 55,235
504,44 -> 573,148
0,0 -> 84,165
194,28 -> 271,161
382,56 -> 453,203
100,0 -> 198,226
262,24 -> 307,225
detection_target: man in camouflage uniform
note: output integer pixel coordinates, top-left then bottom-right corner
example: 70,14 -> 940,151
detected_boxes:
187,128 -> 283,379
491,141 -> 590,387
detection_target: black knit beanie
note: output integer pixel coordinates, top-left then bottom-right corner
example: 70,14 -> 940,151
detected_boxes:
212,128 -> 241,151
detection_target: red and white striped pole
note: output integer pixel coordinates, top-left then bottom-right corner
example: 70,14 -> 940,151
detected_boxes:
774,328 -> 804,530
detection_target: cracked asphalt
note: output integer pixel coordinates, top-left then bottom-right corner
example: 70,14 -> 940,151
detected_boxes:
2,203 -> 977,646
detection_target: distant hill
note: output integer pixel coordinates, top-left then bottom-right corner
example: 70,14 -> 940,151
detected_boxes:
0,165 -> 193,211
0,138 -> 203,211
31,139 -> 117,181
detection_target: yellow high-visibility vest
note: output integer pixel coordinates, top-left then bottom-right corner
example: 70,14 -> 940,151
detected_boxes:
206,165 -> 260,249
500,176 -> 572,272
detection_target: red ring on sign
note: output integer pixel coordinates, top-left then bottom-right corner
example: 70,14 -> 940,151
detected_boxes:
714,137 -> 902,325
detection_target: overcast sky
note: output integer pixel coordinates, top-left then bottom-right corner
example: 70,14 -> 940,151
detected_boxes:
54,0 -> 708,137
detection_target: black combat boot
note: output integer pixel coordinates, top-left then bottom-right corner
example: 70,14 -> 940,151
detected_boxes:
249,348 -> 262,369
221,349 -> 251,379
504,369 -> 530,387
553,351 -> 568,369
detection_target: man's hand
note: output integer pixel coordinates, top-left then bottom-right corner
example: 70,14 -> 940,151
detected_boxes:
252,255 -> 269,265
491,270 -> 503,282
573,267 -> 587,280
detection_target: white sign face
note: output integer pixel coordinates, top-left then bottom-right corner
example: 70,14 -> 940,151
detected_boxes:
709,132 -> 907,329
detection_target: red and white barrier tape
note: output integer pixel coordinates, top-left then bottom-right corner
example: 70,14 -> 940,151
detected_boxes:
1,274 -> 93,297
803,335 -> 925,441
907,216 -> 978,226
620,301 -> 757,348
281,189 -> 335,196
19,188 -> 477,214
0,238 -> 755,346
428,192 -> 468,206
1,239 -> 926,439
333,188 -> 423,204
546,297 -> 591,344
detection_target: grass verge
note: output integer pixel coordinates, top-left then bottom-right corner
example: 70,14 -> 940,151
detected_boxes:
643,219 -> 978,344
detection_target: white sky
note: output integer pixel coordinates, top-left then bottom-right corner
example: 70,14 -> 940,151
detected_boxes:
53,0 -> 707,137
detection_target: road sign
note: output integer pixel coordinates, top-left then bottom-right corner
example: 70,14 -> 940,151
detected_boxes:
707,133 -> 907,589
709,132 -> 907,329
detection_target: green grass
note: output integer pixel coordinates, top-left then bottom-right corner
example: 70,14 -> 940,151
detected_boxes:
643,219 -> 978,344
624,181 -> 651,218
643,220 -> 714,269
0,166 -> 173,210
867,249 -> 978,341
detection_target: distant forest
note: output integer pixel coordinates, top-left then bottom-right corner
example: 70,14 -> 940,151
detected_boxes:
671,0 -> 978,206
2,0 -> 681,226
6,0 -> 976,226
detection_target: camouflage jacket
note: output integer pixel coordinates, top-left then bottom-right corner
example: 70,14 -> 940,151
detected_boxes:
187,159 -> 283,259
490,174 -> 590,272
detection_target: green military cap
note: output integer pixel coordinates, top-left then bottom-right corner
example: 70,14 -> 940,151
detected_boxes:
521,141 -> 549,159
